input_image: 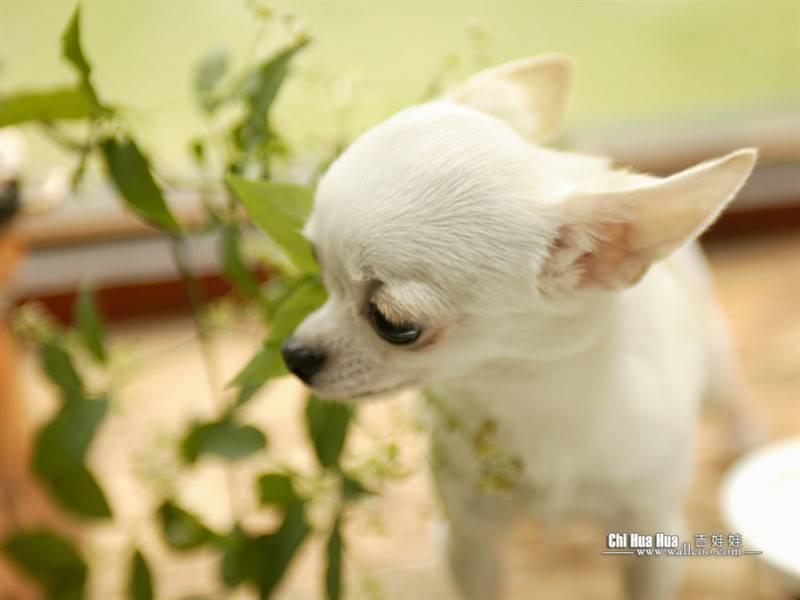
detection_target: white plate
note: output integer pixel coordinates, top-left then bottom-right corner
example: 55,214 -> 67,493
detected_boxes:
720,437 -> 800,591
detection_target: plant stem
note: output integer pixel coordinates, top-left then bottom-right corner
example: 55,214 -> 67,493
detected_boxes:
168,235 -> 243,527
37,121 -> 88,152
168,235 -> 222,396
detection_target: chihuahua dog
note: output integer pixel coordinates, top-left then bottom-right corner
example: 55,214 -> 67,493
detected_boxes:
281,55 -> 756,600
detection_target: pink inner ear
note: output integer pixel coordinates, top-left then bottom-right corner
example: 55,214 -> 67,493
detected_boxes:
540,219 -> 649,295
577,221 -> 649,289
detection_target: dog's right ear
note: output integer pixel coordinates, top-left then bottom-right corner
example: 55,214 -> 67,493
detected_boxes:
443,54 -> 574,143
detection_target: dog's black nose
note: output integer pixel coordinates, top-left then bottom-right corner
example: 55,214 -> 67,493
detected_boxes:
281,339 -> 326,383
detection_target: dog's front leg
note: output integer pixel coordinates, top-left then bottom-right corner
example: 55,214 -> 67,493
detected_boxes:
444,518 -> 507,600
431,428 -> 515,600
616,508 -> 687,600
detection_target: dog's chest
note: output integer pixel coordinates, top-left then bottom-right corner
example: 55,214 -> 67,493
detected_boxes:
427,356 -> 699,519
428,386 -> 608,516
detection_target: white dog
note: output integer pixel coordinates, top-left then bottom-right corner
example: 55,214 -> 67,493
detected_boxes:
282,55 -> 756,600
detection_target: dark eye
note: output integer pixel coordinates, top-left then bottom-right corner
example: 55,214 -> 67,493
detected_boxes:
368,302 -> 421,345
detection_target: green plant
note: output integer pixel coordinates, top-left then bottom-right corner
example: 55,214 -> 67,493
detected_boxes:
0,5 -> 501,597
0,6 -> 373,600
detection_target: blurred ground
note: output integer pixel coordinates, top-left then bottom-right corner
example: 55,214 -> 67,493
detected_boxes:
17,231 -> 800,600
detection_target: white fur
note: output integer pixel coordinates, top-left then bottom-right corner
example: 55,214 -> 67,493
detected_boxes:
291,55 -> 757,599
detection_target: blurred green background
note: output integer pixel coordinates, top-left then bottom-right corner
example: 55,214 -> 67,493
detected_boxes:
1,0 -> 798,178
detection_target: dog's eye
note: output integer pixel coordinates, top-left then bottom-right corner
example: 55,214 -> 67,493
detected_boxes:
368,302 -> 421,345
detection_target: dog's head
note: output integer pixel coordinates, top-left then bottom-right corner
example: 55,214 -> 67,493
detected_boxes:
282,55 -> 756,399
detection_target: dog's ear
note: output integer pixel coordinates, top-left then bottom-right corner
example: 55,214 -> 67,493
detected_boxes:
444,54 -> 574,143
541,149 -> 757,292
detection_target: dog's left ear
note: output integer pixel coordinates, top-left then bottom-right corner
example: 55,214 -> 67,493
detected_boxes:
542,149 -> 757,292
444,54 -> 574,143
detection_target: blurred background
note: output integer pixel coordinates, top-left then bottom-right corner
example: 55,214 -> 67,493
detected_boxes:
1,0 -> 799,304
0,1 -> 798,600
1,1 -> 798,173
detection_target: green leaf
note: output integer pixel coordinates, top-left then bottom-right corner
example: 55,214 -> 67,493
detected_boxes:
220,525 -> 249,588
61,7 -> 91,81
232,177 -> 313,223
33,396 -> 112,518
251,504 -> 310,598
229,341 -> 287,388
0,88 -> 92,128
263,276 -> 302,318
235,382 -> 263,407
40,343 -> 84,400
325,519 -> 343,600
234,42 -> 307,150
220,225 -> 262,299
60,6 -> 104,112
129,550 -> 153,600
189,137 -> 206,166
44,463 -> 112,519
181,419 -> 266,463
159,502 -> 217,551
220,506 -> 310,598
341,474 -> 375,502
33,395 -> 107,471
75,287 -> 107,363
257,473 -> 300,509
194,48 -> 228,113
306,395 -> 353,469
1,530 -> 87,600
101,137 -> 180,232
268,277 -> 326,343
226,175 -> 316,273
228,278 -> 327,394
